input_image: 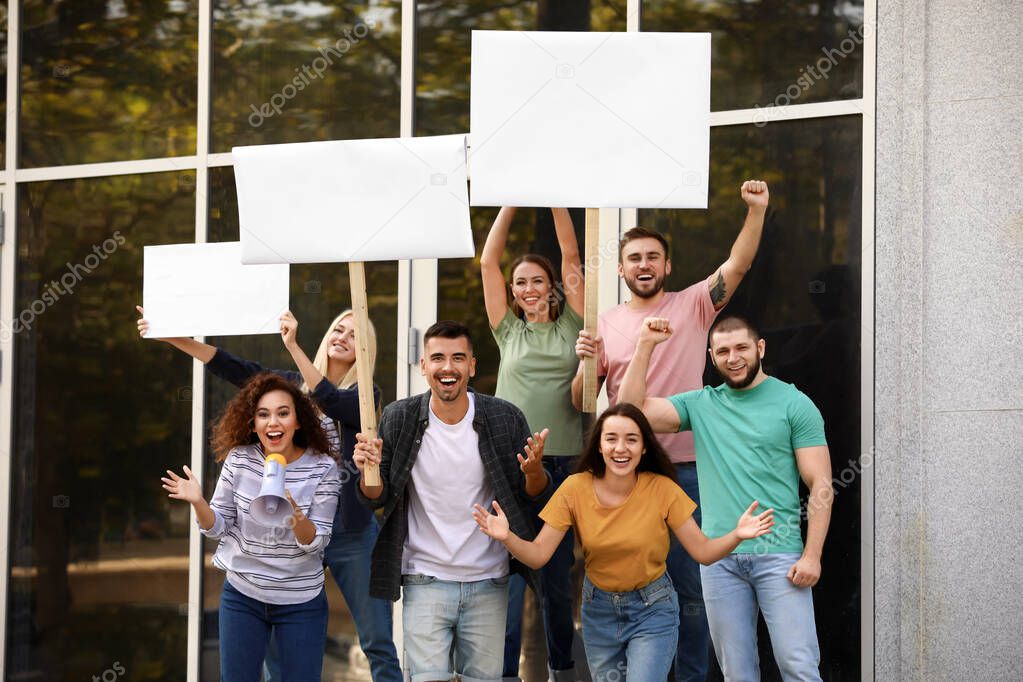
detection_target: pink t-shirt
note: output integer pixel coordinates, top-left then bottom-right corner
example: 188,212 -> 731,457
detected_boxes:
598,284 -> 718,463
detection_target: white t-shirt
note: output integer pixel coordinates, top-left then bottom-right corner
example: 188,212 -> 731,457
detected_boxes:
401,394 -> 509,581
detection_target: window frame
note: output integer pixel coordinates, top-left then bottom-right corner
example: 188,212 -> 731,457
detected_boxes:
0,0 -> 876,677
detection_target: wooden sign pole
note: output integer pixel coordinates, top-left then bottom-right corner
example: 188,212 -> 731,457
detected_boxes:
582,208 -> 600,413
348,262 -> 381,486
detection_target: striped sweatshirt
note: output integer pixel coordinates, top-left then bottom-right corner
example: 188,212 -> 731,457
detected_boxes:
200,444 -> 340,604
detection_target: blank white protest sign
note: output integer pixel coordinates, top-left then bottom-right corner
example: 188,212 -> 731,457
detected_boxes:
469,31 -> 710,208
233,134 -> 474,264
142,242 -> 289,338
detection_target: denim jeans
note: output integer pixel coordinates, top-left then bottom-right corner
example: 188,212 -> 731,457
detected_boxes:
219,580 -> 327,682
665,462 -> 711,681
402,573 -> 510,682
580,572 -> 679,682
503,456 -> 578,680
263,518 -> 401,682
701,553 -> 822,682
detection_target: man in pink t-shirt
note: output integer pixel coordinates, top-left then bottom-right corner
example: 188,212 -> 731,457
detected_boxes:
571,180 -> 769,681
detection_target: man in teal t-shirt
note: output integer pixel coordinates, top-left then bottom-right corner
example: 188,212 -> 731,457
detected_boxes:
618,314 -> 833,682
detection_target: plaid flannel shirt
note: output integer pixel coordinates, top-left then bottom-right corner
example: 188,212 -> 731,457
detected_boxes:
357,389 -> 553,601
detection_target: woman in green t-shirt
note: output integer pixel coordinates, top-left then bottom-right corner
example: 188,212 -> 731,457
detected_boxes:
472,403 -> 774,681
479,206 -> 584,680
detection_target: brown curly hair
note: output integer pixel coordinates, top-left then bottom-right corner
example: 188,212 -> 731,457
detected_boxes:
210,373 -> 332,462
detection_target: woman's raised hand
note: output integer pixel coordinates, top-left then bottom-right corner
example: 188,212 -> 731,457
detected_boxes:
472,500 -> 510,542
136,306 -> 150,337
161,466 -> 204,505
280,310 -> 299,349
735,501 -> 774,540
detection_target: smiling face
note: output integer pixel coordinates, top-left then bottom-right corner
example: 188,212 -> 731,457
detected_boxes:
326,315 -> 357,365
510,261 -> 554,321
709,328 -> 766,389
599,415 -> 646,480
253,389 -> 301,457
421,335 -> 476,403
618,237 -> 671,299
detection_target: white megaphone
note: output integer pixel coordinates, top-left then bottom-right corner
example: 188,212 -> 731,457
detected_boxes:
250,453 -> 291,527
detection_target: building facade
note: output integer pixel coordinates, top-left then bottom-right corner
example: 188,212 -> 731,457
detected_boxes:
0,1 -> 1018,680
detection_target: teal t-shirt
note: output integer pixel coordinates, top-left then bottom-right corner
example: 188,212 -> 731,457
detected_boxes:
492,306 -> 584,456
667,376 -> 827,554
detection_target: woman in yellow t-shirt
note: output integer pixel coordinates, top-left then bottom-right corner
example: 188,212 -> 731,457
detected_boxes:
472,402 -> 773,680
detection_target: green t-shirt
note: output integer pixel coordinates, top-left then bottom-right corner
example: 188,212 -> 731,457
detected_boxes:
492,306 -> 584,456
667,376 -> 827,554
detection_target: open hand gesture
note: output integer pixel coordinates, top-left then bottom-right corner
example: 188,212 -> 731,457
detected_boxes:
161,465 -> 203,505
472,500 -> 510,542
517,428 -> 548,477
741,180 -> 769,209
735,501 -> 774,540
353,433 -> 382,474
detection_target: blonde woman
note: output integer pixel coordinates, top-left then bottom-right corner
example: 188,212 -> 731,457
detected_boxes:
137,307 -> 400,682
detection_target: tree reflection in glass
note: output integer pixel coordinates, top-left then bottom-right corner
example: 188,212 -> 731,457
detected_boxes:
211,0 -> 401,151
20,1 -> 198,167
642,0 -> 865,111
8,172 -> 196,680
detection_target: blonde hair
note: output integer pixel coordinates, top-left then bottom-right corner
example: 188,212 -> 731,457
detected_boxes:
303,310 -> 377,392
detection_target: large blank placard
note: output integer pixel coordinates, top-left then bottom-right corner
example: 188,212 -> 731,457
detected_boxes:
143,242 -> 289,338
233,134 -> 473,264
470,31 -> 710,208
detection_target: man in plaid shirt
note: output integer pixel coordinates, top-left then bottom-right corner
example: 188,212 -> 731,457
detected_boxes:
355,320 -> 552,682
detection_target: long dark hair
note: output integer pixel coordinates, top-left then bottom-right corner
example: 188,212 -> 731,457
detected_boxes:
210,373 -> 331,462
508,254 -> 563,321
575,403 -> 677,482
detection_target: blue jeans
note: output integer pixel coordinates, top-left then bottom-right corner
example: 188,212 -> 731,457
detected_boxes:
219,580 -> 327,682
701,553 -> 821,682
402,573 -> 510,682
264,519 -> 401,682
665,462 -> 711,681
580,572 -> 679,682
503,456 -> 577,679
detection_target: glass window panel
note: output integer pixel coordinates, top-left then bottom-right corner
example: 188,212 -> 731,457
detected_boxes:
7,172 -> 196,680
19,1 -> 198,168
200,165 -> 398,680
641,0 -> 865,111
419,0 -> 615,395
640,116 -> 862,680
211,1 -> 401,152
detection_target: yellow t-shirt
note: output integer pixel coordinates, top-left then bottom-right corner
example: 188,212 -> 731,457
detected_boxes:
539,471 -> 697,592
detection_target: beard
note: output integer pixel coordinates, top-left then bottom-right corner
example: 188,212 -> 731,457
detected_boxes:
432,377 -> 465,402
717,353 -> 761,389
624,273 -> 666,299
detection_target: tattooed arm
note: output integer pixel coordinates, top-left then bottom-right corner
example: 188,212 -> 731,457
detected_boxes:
705,180 -> 769,310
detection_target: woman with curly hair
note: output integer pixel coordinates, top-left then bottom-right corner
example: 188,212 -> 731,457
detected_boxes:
162,373 -> 339,681
137,306 -> 401,681
472,403 -> 775,681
